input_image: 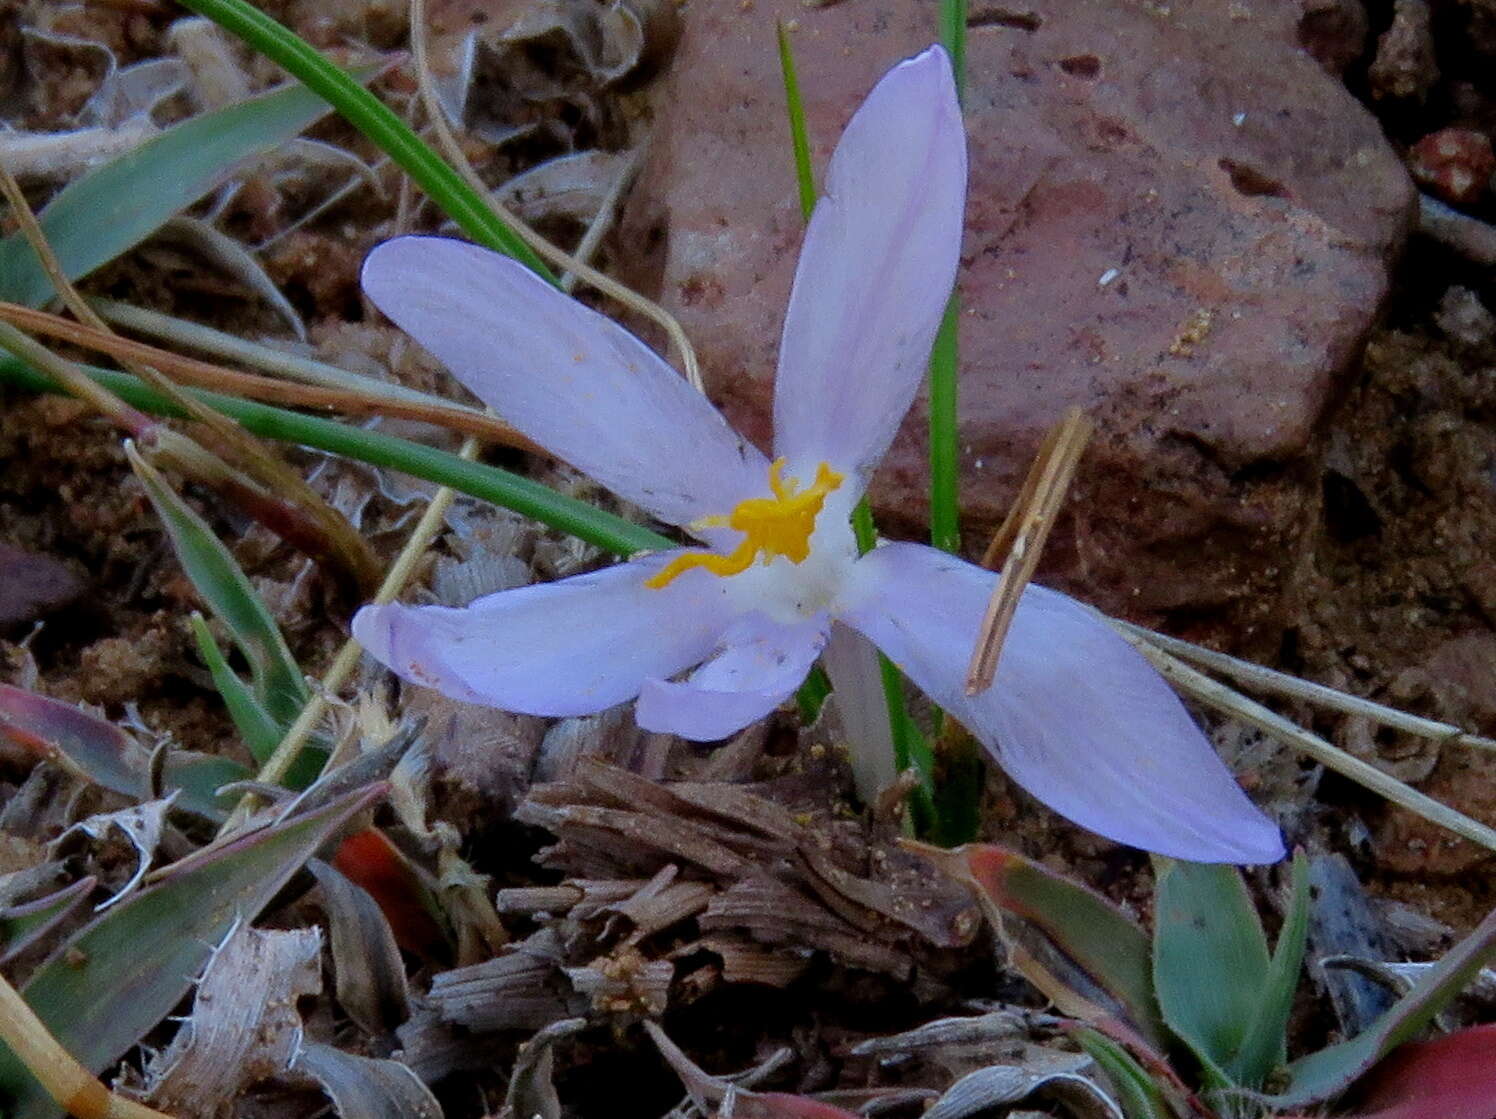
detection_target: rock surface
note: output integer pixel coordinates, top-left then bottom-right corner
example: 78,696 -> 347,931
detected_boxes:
618,0 -> 1414,634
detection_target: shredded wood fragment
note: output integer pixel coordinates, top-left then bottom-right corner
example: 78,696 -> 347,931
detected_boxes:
140,925 -> 322,1116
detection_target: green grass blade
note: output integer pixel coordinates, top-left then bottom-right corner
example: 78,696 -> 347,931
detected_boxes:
929,0 -> 966,555
777,22 -> 817,221
1271,903 -> 1496,1108
940,0 -> 969,106
1,356 -> 667,557
0,78 -> 346,307
0,785 -> 385,1118
128,445 -> 311,728
175,0 -> 553,281
189,611 -> 285,763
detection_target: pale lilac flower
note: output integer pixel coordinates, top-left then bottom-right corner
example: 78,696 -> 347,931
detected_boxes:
354,47 -> 1284,864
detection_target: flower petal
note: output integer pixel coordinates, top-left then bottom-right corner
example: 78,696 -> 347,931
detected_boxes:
363,236 -> 769,527
353,556 -> 736,717
821,623 -> 899,801
838,543 -> 1285,863
636,613 -> 826,740
773,46 -> 966,493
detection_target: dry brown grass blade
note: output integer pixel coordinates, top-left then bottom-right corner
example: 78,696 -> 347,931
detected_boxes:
0,301 -> 541,452
0,970 -> 175,1119
966,408 -> 1093,695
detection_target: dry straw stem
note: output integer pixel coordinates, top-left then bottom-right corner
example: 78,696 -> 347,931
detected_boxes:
89,295 -> 451,405
0,970 -> 176,1119
966,407 -> 1093,694
1125,634 -> 1496,855
0,301 -> 540,452
1111,618 -> 1496,755
407,0 -> 705,392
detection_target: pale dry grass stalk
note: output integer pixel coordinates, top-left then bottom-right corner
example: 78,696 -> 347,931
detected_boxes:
0,971 -> 176,1119
1112,618 -> 1496,754
1127,634 -> 1496,854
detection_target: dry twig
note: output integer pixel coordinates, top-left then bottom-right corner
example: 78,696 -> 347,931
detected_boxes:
966,408 -> 1092,694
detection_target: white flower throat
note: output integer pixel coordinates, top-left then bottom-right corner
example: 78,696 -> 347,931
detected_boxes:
646,458 -> 858,624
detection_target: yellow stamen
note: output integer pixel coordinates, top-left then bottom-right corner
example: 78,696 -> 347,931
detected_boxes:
646,458 -> 844,589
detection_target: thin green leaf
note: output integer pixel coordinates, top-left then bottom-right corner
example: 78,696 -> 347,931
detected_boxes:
929,728 -> 982,848
929,0 -> 966,555
776,22 -> 817,221
127,445 -> 311,727
1231,851 -> 1310,1087
0,784 -> 386,1118
0,79 -> 347,307
1268,904 -> 1496,1108
190,612 -> 283,762
927,300 -> 961,555
795,665 -> 832,723
175,0 -> 552,281
939,0 -> 969,106
1151,858 -> 1270,1085
1074,1029 -> 1167,1119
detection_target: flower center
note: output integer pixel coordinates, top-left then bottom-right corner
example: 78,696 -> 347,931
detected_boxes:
645,458 -> 844,590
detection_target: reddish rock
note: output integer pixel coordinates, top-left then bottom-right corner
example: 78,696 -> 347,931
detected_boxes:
1409,128 -> 1495,206
618,0 -> 1413,634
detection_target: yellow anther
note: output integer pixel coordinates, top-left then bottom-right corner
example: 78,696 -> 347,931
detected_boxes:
646,458 -> 844,589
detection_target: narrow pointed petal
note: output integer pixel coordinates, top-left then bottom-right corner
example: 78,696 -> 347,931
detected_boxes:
353,556 -> 735,717
773,46 -> 966,493
636,613 -> 826,740
821,623 -> 899,801
838,544 -> 1285,863
363,237 -> 769,527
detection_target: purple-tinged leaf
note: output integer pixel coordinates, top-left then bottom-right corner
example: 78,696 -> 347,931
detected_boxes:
1339,1023 -> 1496,1119
917,843 -> 1165,1049
0,684 -> 248,818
